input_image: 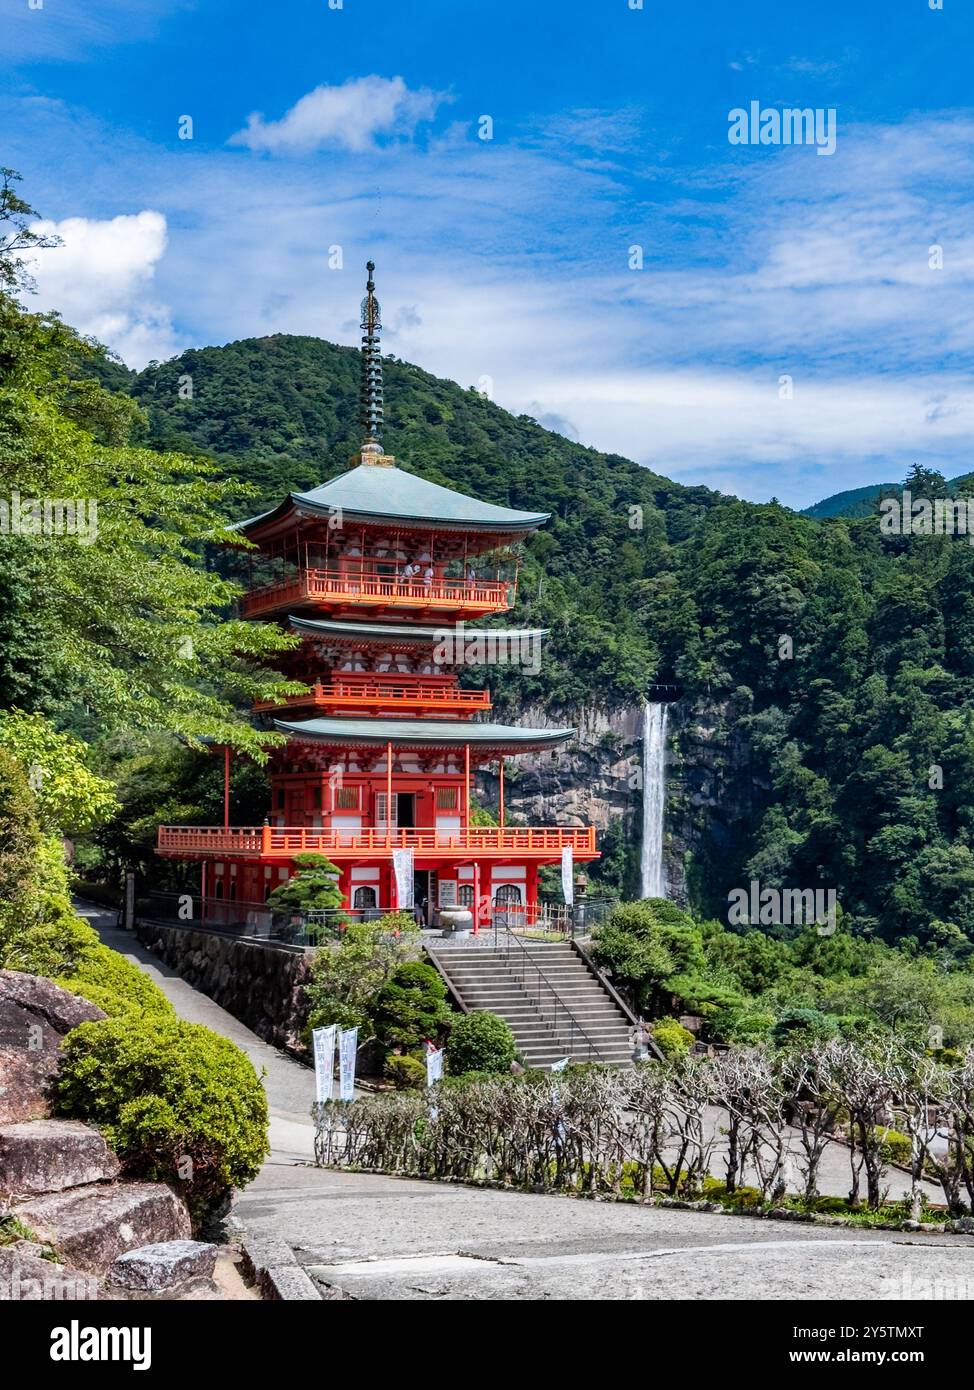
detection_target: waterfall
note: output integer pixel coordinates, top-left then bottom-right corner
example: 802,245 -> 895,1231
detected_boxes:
640,701 -> 668,899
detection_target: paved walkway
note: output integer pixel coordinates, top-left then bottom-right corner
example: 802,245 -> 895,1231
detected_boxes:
236,1163 -> 974,1301
75,901 -> 316,1164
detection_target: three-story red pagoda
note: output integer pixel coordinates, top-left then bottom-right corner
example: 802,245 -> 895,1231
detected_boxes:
157,263 -> 598,926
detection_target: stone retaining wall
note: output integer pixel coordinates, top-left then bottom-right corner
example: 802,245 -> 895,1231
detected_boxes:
134,923 -> 312,1055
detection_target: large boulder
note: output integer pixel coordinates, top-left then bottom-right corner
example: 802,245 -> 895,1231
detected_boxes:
0,1242 -> 100,1300
0,971 -> 105,1123
0,1120 -> 120,1202
108,1239 -> 217,1292
13,1182 -> 191,1274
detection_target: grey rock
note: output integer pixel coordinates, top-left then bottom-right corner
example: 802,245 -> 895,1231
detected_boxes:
0,970 -> 104,1046
109,1239 -> 217,1291
0,1050 -> 57,1125
0,1243 -> 100,1300
260,1265 -> 322,1300
0,1119 -> 120,1200
948,1216 -> 974,1235
13,1181 -> 191,1273
0,972 -> 105,1123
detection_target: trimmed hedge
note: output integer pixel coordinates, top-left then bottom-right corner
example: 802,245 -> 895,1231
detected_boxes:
54,1015 -> 269,1226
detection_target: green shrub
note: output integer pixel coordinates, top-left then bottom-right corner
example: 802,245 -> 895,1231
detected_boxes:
447,1011 -> 516,1075
771,1006 -> 839,1047
373,961 -> 452,1050
56,941 -> 174,1022
878,1128 -> 913,1167
651,1016 -> 694,1061
55,1016 -> 268,1226
711,1005 -> 775,1044
304,916 -> 422,1042
384,1054 -> 427,1090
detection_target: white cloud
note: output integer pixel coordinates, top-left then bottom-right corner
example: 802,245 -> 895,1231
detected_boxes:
229,76 -> 448,155
25,210 -> 180,368
11,98 -> 974,506
0,0 -> 193,63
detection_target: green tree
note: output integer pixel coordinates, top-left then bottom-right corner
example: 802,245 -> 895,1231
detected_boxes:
266,852 -> 343,913
303,916 -> 421,1040
372,962 -> 452,1050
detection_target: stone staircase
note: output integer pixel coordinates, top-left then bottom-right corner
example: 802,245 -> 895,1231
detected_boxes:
428,939 -> 635,1068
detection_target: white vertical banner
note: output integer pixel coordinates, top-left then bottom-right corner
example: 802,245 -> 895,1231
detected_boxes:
426,1046 -> 444,1087
338,1026 -> 359,1100
561,844 -> 574,906
312,1025 -> 337,1104
392,846 -> 414,908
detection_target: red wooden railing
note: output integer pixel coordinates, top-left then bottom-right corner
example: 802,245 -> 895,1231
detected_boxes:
252,680 -> 491,714
241,568 -> 514,618
157,824 -> 597,857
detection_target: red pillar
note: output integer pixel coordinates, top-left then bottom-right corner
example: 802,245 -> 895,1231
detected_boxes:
498,758 -> 505,829
223,745 -> 230,830
386,741 -> 393,848
473,860 -> 480,935
463,743 -> 471,833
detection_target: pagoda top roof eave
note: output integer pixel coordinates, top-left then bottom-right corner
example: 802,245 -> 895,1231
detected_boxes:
273,715 -> 574,754
289,615 -> 551,646
229,462 -> 550,544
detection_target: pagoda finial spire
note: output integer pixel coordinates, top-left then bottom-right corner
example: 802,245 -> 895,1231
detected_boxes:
357,260 -> 393,466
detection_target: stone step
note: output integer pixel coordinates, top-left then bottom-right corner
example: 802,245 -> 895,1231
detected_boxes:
0,1120 -> 120,1202
13,1182 -> 191,1274
478,1003 -> 624,1020
490,1008 -> 627,1026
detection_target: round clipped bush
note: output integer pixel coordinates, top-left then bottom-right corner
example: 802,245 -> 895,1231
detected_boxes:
384,1054 -> 427,1090
373,961 -> 452,1050
54,1016 -> 269,1226
446,1011 -> 516,1076
651,1016 -> 694,1061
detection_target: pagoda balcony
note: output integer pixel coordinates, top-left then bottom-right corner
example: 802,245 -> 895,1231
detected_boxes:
157,824 -> 597,861
240,567 -> 514,620
253,677 -> 491,718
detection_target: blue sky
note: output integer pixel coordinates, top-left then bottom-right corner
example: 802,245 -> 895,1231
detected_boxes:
4,0 -> 974,508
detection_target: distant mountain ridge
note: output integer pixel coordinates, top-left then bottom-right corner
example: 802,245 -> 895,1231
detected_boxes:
804,473 -> 974,520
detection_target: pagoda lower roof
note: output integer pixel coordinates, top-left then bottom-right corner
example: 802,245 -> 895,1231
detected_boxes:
273,716 -> 573,752
235,462 -> 550,540
289,616 -> 550,647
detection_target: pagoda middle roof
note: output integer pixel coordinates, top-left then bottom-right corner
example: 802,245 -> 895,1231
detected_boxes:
274,716 -> 574,752
289,616 -> 550,646
236,462 -> 550,538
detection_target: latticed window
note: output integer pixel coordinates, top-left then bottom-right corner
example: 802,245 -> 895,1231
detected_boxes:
458,884 -> 474,906
436,786 -> 459,811
334,786 -> 359,810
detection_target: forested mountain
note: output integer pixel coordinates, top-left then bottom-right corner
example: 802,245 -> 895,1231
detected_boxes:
804,472 -> 974,520
92,337 -> 974,949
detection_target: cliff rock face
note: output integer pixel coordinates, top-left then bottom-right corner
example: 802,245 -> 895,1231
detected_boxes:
476,700 -> 756,915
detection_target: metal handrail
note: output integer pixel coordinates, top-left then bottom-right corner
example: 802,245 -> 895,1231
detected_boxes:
493,925 -> 607,1064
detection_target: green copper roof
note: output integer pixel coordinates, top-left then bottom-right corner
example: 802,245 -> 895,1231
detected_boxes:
237,462 -> 550,535
274,716 -> 574,750
290,616 -> 550,645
